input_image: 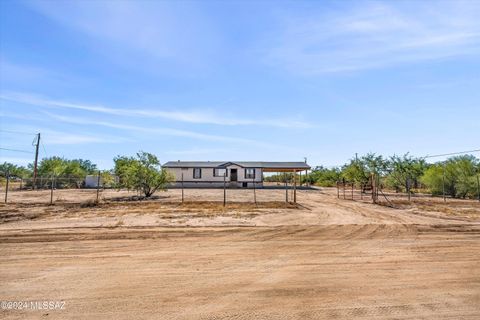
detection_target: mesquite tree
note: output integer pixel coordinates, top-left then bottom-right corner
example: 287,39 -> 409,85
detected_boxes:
114,151 -> 173,198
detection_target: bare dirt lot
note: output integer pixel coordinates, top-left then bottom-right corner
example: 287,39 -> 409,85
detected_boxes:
1,187 -> 479,319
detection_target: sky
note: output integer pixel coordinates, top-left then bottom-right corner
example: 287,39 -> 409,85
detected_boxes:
0,0 -> 479,169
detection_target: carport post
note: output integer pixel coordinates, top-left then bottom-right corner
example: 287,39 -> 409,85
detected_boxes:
285,175 -> 288,203
293,170 -> 297,203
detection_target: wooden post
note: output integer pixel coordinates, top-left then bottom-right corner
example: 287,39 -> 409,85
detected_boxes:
181,172 -> 184,203
351,182 -> 354,200
476,174 -> 479,202
337,181 -> 339,198
407,177 -> 411,201
223,172 -> 226,207
377,175 -> 380,200
96,171 -> 101,203
371,173 -> 376,204
293,170 -> 297,203
20,178 -> 23,190
4,171 -> 9,203
50,175 -> 55,205
342,178 -> 346,199
299,171 -> 302,187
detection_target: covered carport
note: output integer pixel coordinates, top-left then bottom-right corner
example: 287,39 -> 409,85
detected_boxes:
260,162 -> 311,203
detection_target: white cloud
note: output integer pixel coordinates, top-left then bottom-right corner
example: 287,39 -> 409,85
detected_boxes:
265,1 -> 480,74
42,112 -> 271,146
0,92 -> 312,128
0,157 -> 32,166
165,148 -> 237,156
0,123 -> 128,146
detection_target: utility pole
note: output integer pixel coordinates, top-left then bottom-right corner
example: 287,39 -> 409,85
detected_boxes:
33,133 -> 40,190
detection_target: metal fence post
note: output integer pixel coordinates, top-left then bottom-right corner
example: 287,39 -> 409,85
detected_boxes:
4,171 -> 9,204
181,172 -> 184,203
223,173 -> 226,207
442,162 -> 446,202
252,177 -> 257,205
96,171 -> 101,203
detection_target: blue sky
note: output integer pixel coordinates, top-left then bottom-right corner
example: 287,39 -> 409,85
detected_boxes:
1,0 -> 479,169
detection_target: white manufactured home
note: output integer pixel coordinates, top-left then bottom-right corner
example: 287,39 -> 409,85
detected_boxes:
163,161 -> 310,188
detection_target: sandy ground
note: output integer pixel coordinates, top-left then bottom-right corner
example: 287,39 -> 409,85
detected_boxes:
1,187 -> 479,319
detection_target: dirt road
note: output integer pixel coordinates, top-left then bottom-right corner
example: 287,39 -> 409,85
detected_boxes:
1,188 -> 479,319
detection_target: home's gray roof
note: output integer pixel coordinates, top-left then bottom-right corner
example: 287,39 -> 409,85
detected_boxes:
163,161 -> 310,169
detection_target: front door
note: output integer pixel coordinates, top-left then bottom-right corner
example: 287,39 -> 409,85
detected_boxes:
230,169 -> 237,181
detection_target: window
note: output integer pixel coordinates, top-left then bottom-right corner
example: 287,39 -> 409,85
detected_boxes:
193,168 -> 202,179
213,168 -> 227,177
245,168 -> 255,179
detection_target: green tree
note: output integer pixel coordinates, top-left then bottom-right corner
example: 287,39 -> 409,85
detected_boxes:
421,155 -> 479,198
341,153 -> 388,187
0,162 -> 32,179
35,157 -> 67,177
305,166 -> 341,187
386,154 -> 426,192
114,151 -> 173,198
100,171 -> 115,187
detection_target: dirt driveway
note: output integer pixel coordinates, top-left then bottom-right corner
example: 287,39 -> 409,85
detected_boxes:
1,188 -> 479,319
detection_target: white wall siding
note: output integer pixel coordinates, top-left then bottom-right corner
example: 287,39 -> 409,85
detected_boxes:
166,166 -> 262,182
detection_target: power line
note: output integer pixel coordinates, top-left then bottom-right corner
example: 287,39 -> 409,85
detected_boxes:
423,149 -> 480,159
41,141 -> 48,158
0,147 -> 34,154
